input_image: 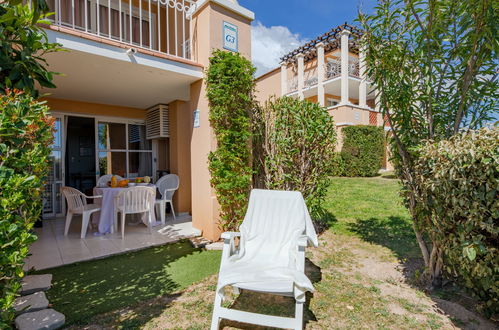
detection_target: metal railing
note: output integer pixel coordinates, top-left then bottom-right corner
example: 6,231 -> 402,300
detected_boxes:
44,0 -> 196,60
325,56 -> 359,80
287,76 -> 298,93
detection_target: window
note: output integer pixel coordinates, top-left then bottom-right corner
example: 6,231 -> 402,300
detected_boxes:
326,98 -> 339,108
97,122 -> 152,178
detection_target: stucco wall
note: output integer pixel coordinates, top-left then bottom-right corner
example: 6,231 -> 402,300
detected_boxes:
188,1 -> 253,241
43,97 -> 146,119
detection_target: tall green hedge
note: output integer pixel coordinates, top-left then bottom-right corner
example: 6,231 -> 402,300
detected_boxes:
252,97 -> 337,226
414,128 -> 498,315
0,90 -> 54,326
340,125 -> 385,177
205,50 -> 255,231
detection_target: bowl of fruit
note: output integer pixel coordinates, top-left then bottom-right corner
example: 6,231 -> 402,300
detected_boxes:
135,177 -> 149,186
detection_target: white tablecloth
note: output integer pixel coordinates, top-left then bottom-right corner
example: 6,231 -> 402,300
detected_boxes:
92,185 -> 158,234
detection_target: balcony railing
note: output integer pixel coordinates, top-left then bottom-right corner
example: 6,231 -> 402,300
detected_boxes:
45,0 -> 196,60
287,76 -> 298,93
325,56 -> 359,80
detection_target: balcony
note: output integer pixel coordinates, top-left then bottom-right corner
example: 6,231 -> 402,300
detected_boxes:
45,0 -> 196,60
325,56 -> 359,80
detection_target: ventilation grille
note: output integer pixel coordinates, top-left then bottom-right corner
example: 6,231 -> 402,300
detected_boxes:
146,104 -> 169,139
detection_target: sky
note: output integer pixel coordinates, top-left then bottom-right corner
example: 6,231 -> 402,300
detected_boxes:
238,0 -> 378,76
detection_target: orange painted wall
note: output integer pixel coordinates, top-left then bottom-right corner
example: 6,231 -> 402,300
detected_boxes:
42,97 -> 145,118
168,100 -> 192,213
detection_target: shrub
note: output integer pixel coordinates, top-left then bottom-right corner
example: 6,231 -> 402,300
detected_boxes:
205,50 -> 255,231
0,90 -> 54,326
340,125 -> 384,177
414,128 -> 498,315
0,2 -> 60,96
331,152 -> 345,177
252,97 -> 337,226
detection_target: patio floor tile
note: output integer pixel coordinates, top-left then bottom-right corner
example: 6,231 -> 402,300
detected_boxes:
25,214 -> 199,271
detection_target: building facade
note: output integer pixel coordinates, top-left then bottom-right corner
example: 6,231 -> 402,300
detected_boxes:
40,0 -> 254,241
255,24 -> 391,160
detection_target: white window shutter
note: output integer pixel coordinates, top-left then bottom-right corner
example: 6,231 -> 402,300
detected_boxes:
146,104 -> 169,139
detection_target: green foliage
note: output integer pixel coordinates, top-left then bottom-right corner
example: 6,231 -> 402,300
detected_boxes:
0,1 -> 61,96
205,50 -> 255,231
330,153 -> 345,177
340,125 -> 385,177
414,128 -> 498,315
252,97 -> 337,226
359,0 -> 498,284
0,90 -> 54,326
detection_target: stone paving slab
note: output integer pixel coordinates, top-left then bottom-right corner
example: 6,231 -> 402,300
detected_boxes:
189,237 -> 212,249
15,309 -> 65,330
14,292 -> 49,314
205,241 -> 224,250
20,275 -> 52,296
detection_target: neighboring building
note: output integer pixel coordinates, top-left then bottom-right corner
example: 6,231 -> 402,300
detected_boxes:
40,0 -> 254,241
255,23 -> 391,166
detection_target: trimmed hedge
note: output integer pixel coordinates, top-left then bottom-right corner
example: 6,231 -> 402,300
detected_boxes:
340,125 -> 384,177
0,90 -> 54,326
414,128 -> 498,315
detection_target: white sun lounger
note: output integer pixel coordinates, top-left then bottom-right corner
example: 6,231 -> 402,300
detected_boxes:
211,189 -> 318,330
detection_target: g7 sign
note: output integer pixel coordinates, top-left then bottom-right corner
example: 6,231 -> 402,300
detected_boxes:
223,21 -> 238,52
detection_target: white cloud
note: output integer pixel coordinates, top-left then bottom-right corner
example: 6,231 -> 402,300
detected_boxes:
251,21 -> 307,77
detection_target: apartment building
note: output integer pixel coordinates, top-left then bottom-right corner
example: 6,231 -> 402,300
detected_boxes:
255,24 -> 390,157
40,0 -> 254,241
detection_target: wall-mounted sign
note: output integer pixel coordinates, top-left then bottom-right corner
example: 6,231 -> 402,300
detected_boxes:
193,109 -> 200,128
223,21 -> 238,52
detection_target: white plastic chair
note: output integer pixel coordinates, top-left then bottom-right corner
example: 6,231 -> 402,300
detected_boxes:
154,174 -> 179,224
61,187 -> 102,239
96,174 -> 123,187
211,189 -> 318,330
113,186 -> 155,239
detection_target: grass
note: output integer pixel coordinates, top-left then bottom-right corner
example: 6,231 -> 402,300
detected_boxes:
50,175 -> 491,329
36,240 -> 221,325
325,176 -> 420,259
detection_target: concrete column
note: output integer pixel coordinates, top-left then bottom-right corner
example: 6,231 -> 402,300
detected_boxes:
359,45 -> 367,108
340,29 -> 350,104
317,42 -> 325,106
297,53 -> 305,100
280,63 -> 287,96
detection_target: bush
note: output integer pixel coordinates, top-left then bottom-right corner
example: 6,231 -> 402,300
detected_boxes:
331,152 -> 345,177
0,90 -> 54,326
205,50 -> 255,231
414,128 -> 498,315
252,97 -> 337,226
340,125 -> 384,177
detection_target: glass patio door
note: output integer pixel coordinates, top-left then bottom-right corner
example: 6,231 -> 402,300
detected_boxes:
43,116 -> 65,218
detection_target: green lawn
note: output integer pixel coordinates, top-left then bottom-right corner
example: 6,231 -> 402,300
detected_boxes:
36,241 -> 221,325
61,176 -> 491,329
325,175 -> 420,259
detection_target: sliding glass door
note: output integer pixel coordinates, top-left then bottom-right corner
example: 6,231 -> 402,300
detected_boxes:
43,116 -> 65,218
97,121 -> 153,179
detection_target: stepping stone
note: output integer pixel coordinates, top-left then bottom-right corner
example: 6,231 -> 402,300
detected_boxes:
205,241 -> 224,250
20,275 -> 52,296
13,292 -> 49,314
15,309 -> 65,330
189,237 -> 212,248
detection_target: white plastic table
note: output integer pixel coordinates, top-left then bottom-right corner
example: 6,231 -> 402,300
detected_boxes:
92,185 -> 158,234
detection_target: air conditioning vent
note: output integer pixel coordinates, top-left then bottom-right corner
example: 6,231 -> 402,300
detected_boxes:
146,104 -> 169,139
